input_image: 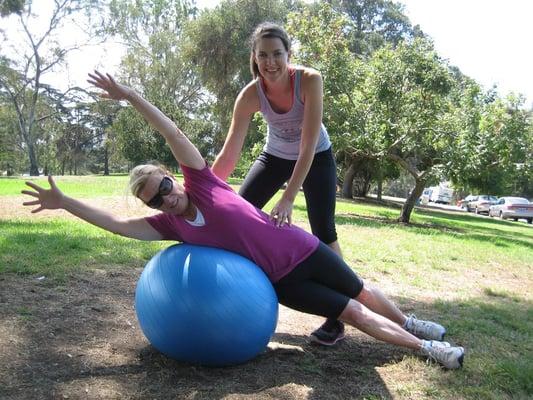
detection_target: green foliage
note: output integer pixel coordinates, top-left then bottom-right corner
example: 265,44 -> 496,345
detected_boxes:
331,0 -> 417,55
0,0 -> 24,16
288,3 -> 458,220
106,0 -> 214,166
0,98 -> 25,175
447,72 -> 531,196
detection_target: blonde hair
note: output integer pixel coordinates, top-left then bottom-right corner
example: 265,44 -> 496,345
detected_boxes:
129,163 -> 167,198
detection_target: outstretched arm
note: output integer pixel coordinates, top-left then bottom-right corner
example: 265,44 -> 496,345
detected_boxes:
22,176 -> 163,241
87,71 -> 205,170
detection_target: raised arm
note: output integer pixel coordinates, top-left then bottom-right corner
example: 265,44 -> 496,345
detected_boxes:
212,83 -> 259,181
22,176 -> 163,241
87,71 -> 205,170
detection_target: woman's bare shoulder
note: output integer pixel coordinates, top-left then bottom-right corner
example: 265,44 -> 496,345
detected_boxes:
235,80 -> 260,113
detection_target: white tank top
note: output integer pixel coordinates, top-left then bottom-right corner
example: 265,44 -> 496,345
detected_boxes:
256,69 -> 331,160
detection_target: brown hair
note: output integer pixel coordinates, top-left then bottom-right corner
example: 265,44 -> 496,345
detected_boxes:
249,22 -> 291,79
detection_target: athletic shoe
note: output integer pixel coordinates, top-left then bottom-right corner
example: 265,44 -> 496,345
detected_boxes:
404,315 -> 446,340
420,340 -> 465,369
309,319 -> 345,346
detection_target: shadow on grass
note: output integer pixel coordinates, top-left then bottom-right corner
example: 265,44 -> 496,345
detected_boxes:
331,209 -> 533,251
1,266 -> 531,399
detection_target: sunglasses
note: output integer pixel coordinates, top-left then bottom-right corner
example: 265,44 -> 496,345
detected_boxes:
146,176 -> 173,209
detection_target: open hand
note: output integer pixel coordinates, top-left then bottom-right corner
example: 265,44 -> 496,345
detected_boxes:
87,70 -> 131,100
270,197 -> 293,227
22,176 -> 64,213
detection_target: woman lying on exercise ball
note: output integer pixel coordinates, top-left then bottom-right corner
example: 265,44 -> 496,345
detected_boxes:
22,71 -> 464,369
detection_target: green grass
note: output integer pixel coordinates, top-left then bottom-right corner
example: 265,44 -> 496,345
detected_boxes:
0,175 -> 132,197
1,175 -> 532,399
0,218 -> 167,280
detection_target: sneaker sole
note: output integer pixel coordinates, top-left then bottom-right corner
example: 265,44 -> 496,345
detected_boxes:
309,332 -> 346,346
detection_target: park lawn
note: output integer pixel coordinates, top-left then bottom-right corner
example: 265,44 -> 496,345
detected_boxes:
0,175 -> 531,399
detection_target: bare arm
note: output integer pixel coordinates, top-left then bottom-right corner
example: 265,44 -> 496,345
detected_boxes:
270,70 -> 323,226
22,176 -> 163,241
87,71 -> 205,170
212,83 -> 259,181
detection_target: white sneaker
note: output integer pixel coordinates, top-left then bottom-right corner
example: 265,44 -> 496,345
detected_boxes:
420,340 -> 464,369
404,315 -> 446,340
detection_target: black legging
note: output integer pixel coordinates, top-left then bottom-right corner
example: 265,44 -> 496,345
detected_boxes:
273,242 -> 364,319
239,147 -> 338,244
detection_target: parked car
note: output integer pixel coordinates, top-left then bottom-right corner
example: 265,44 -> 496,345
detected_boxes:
489,197 -> 533,223
458,194 -> 477,210
468,195 -> 498,214
420,184 -> 454,205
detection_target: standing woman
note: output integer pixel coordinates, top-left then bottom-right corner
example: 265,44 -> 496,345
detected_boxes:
212,23 -> 343,345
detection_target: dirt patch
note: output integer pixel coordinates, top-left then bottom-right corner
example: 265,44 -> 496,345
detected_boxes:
0,269 -> 413,400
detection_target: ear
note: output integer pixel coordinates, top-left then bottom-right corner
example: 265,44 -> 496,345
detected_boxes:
287,49 -> 292,61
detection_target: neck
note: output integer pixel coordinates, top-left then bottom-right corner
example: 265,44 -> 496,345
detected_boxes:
182,197 -> 197,221
262,70 -> 291,94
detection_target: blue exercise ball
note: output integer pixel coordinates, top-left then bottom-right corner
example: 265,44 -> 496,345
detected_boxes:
135,244 -> 278,366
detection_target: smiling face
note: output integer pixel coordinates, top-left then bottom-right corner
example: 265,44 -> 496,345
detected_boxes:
253,37 -> 291,83
138,173 -> 189,215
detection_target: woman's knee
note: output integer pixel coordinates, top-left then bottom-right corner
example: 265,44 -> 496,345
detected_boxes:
355,284 -> 372,302
340,299 -> 371,326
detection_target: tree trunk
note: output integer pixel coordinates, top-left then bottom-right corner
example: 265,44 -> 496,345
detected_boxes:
103,146 -> 109,176
398,179 -> 426,223
342,163 -> 357,199
7,163 -> 14,176
376,164 -> 383,201
27,141 -> 39,176
377,179 -> 383,201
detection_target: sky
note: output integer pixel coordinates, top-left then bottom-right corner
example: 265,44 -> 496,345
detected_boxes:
399,0 -> 533,107
2,0 -> 532,107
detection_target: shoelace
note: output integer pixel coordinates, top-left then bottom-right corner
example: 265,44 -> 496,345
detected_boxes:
424,341 -> 453,365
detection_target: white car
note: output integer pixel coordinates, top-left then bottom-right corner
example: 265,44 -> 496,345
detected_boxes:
489,197 -> 533,224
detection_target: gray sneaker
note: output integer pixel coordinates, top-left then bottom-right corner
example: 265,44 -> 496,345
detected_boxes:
405,315 -> 446,340
420,340 -> 464,369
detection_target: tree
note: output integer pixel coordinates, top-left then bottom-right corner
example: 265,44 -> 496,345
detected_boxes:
288,2 -> 417,199
86,99 -> 124,175
0,100 -> 24,174
0,0 -> 101,175
329,0 -> 418,56
356,40 -> 459,222
450,89 -> 533,197
104,0 -> 213,167
0,0 -> 24,16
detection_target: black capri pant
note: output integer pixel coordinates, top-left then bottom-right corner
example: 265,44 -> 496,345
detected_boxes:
239,147 -> 338,244
273,242 -> 364,319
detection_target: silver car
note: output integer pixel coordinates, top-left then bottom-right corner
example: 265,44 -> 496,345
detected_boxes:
468,195 -> 498,214
489,197 -> 533,224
